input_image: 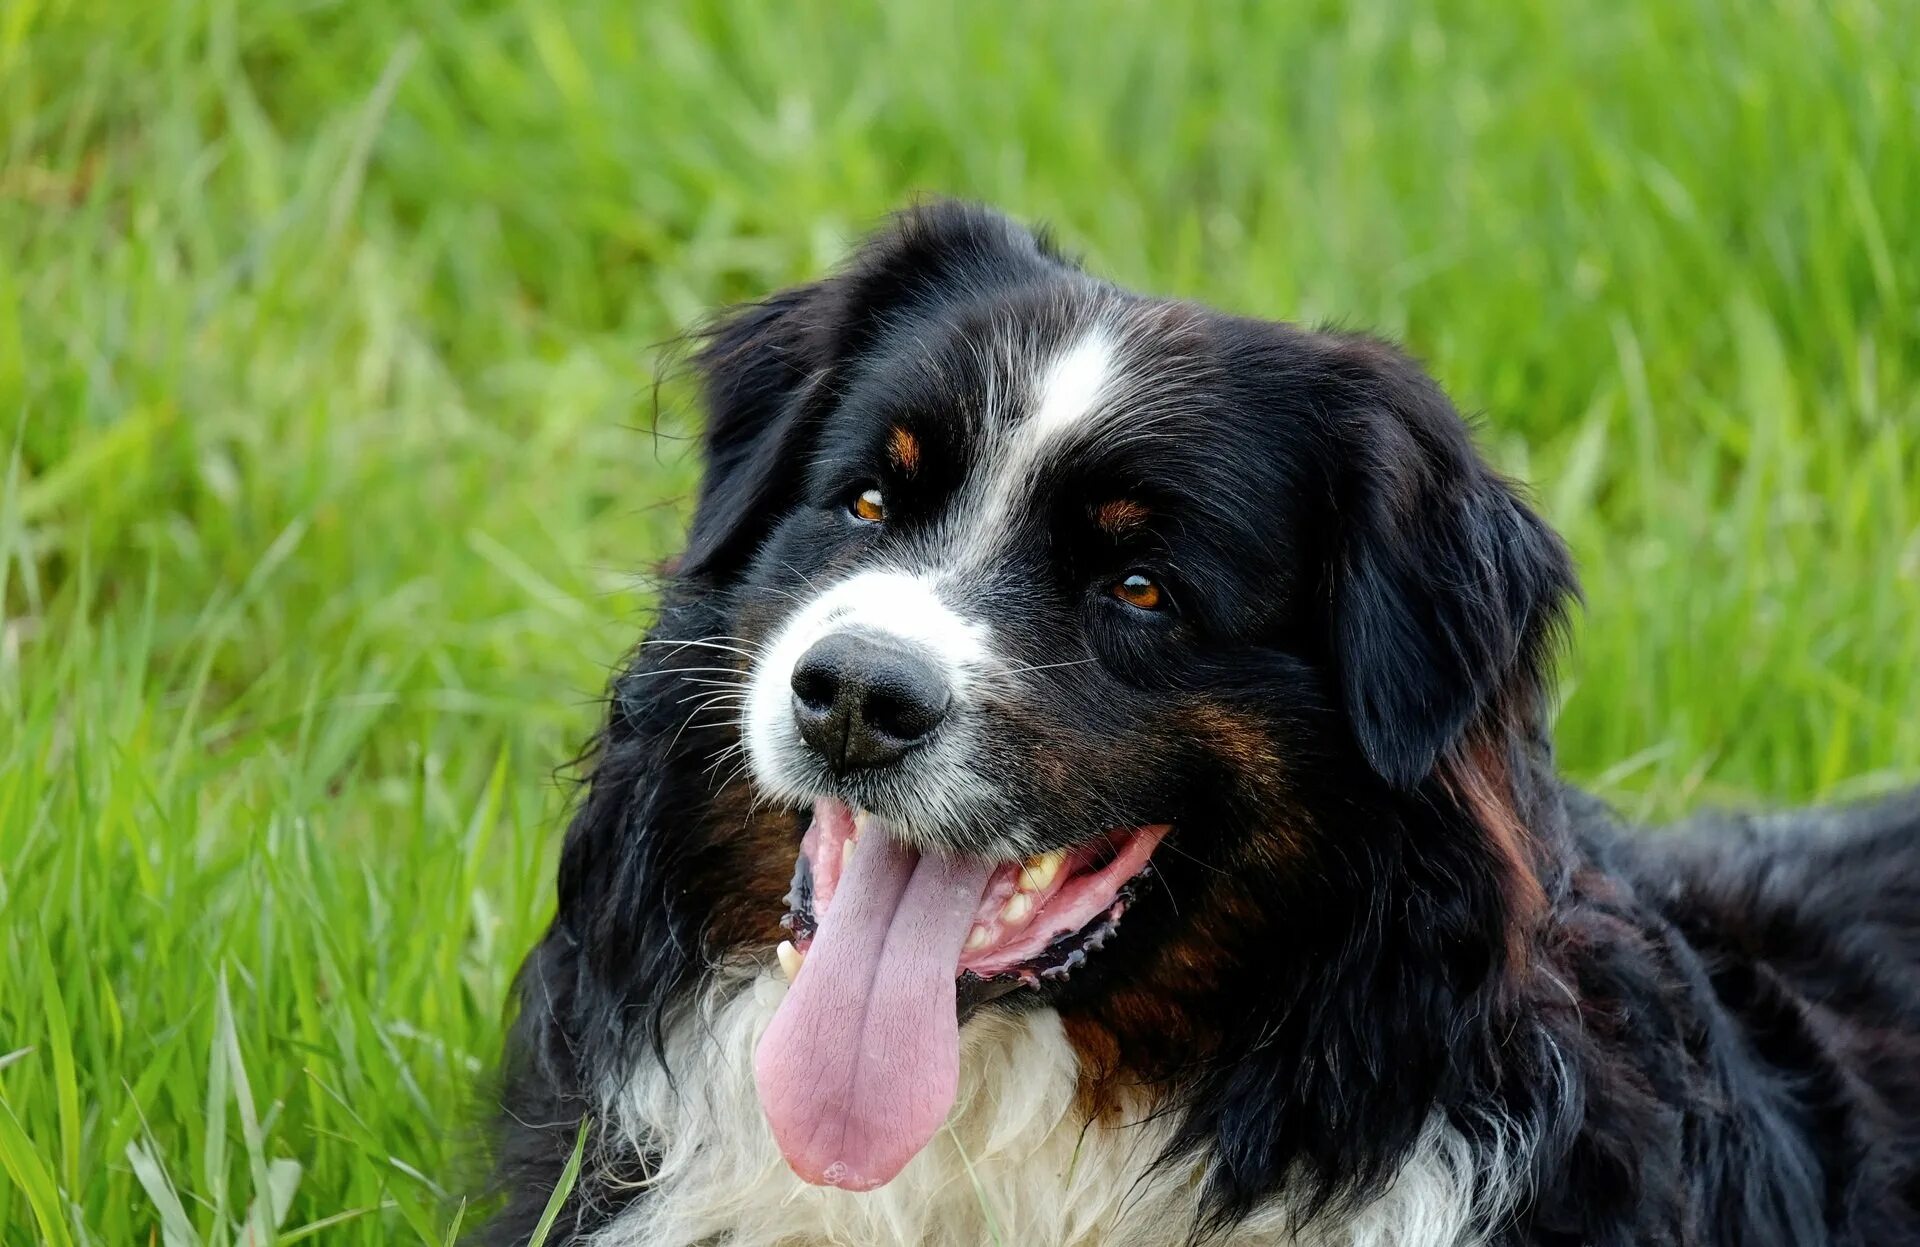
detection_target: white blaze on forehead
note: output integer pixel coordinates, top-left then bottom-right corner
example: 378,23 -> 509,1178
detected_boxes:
1026,327 -> 1118,445
940,323 -> 1125,573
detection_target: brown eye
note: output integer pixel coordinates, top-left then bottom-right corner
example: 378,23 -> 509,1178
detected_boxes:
851,487 -> 887,523
1112,573 -> 1164,610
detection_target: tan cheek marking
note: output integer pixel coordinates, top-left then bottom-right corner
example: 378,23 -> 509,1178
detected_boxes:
1173,704 -> 1318,871
1179,703 -> 1284,777
1092,498 -> 1150,535
1065,889 -> 1264,1113
697,781 -> 800,950
888,425 -> 921,475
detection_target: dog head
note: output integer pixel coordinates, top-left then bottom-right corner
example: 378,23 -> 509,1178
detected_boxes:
660,201 -> 1575,1194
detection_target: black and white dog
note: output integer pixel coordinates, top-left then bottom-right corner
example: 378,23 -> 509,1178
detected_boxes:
479,202 -> 1920,1246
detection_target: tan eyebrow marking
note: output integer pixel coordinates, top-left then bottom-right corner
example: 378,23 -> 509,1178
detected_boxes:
888,425 -> 921,475
1092,499 -> 1151,535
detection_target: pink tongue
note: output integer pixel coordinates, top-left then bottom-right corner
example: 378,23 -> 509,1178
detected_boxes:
753,821 -> 994,1190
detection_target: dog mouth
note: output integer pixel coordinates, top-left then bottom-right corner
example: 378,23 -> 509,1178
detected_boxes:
778,798 -> 1166,986
752,797 -> 1166,1193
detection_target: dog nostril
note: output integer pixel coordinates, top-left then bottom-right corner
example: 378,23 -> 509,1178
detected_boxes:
790,663 -> 839,714
864,685 -> 948,743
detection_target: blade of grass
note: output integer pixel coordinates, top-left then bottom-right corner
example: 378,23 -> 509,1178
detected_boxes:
126,1136 -> 203,1247
525,1118 -> 590,1247
0,1094 -> 75,1247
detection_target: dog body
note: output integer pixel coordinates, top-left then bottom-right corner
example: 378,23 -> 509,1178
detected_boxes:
481,204 -> 1920,1246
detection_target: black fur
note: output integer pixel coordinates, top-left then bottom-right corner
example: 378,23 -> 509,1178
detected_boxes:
475,202 -> 1920,1246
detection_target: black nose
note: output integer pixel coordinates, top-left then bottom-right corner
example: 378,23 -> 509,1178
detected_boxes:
790,631 -> 951,772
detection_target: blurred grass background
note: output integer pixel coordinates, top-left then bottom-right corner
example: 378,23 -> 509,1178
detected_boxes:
2,0 -> 1917,1241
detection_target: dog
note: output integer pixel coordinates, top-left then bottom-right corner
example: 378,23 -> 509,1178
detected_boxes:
477,202 -> 1920,1246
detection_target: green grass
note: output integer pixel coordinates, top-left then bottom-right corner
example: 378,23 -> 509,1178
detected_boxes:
3,0 -> 1917,1241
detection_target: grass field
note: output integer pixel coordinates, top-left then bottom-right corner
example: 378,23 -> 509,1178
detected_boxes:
3,1 -> 1917,1241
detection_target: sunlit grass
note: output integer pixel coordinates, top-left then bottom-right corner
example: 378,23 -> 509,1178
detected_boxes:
3,0 -> 1917,1240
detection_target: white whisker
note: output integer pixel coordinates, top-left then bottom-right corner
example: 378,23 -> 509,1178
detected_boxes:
1000,657 -> 1098,677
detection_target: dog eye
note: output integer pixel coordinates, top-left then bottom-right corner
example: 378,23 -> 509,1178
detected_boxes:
1111,573 -> 1165,611
850,487 -> 887,524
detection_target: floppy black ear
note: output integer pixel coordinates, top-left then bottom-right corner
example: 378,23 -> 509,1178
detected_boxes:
1323,335 -> 1577,789
678,200 -> 1067,582
678,281 -> 832,580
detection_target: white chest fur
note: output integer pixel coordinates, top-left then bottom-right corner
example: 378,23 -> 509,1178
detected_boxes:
590,966 -> 1514,1247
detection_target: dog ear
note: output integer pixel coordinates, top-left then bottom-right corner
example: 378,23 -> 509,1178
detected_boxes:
678,281 -> 833,580
679,200 -> 1066,582
1322,334 -> 1577,789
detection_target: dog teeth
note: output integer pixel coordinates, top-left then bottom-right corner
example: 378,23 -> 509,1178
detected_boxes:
841,837 -> 856,872
965,924 -> 992,951
1018,851 -> 1064,892
1000,891 -> 1034,925
776,940 -> 804,983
